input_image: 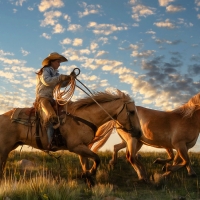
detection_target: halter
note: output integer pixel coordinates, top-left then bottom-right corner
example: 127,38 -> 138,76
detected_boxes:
115,102 -> 141,138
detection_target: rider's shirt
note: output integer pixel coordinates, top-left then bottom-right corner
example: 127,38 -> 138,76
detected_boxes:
36,66 -> 60,100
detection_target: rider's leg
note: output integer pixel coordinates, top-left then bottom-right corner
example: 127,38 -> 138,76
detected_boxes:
40,97 -> 60,128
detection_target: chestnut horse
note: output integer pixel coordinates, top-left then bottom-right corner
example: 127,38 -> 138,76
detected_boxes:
0,90 -> 142,187
91,92 -> 200,180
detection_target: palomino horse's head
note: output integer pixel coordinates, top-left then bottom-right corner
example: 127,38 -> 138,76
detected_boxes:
113,90 -> 142,138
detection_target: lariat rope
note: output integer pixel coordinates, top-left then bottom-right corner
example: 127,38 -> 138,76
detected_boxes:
53,76 -> 76,105
53,68 -> 125,129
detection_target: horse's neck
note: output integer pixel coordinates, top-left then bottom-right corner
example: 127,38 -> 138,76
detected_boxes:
76,100 -> 123,127
85,100 -> 123,127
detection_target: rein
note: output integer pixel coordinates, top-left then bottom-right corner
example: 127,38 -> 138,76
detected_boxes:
75,77 -> 129,131
66,112 -> 97,134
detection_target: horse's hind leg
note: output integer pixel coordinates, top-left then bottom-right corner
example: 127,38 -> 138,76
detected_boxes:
109,141 -> 126,166
173,150 -> 196,177
153,148 -> 174,165
72,144 -> 100,187
163,143 -> 193,176
0,150 -> 9,179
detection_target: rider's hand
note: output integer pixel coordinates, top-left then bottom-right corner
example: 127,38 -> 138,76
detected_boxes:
59,74 -> 71,82
70,71 -> 76,78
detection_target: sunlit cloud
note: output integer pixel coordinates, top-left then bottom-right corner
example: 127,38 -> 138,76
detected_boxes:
63,14 -> 71,23
0,57 -> 26,65
131,4 -> 155,21
78,2 -> 101,18
41,33 -> 51,39
21,48 -> 30,56
87,22 -> 128,35
73,38 -> 83,46
90,42 -> 99,50
0,70 -> 14,79
52,23 -> 65,33
60,38 -> 72,45
131,50 -> 155,57
0,50 -> 14,56
154,19 -> 176,29
38,0 -> 64,12
67,24 -> 82,32
95,50 -> 108,57
40,11 -> 62,27
158,0 -> 174,7
166,5 -> 186,12
15,0 -> 26,6
28,6 -> 33,11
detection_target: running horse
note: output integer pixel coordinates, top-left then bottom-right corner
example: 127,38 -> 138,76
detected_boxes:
0,90 -> 142,187
91,92 -> 200,180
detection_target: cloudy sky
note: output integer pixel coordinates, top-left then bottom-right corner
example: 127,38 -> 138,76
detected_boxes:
0,0 -> 200,152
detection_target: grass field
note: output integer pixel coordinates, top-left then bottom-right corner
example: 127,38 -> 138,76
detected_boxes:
1,149 -> 200,200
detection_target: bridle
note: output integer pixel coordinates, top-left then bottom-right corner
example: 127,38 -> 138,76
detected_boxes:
114,102 -> 141,138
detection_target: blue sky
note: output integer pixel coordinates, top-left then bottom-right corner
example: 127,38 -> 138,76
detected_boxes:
0,0 -> 200,152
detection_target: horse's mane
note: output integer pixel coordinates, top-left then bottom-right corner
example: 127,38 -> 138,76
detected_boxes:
172,92 -> 200,117
68,90 -> 131,112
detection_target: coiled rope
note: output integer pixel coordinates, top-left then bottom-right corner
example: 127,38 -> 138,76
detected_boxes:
53,68 -> 80,105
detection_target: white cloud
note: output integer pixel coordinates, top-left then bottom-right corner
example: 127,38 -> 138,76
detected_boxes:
67,24 -> 82,32
0,57 -> 25,65
87,22 -> 128,35
21,48 -> 30,56
195,0 -> 200,7
90,42 -> 99,50
131,50 -> 155,57
198,14 -> 200,19
52,23 -> 65,33
38,0 -> 64,12
96,51 -> 108,57
0,50 -> 14,56
0,70 -> 14,79
131,4 -> 155,21
73,38 -> 83,46
63,14 -> 71,23
60,38 -> 72,45
78,3 -> 101,18
15,0 -> 26,6
158,0 -> 174,7
166,5 -> 186,12
41,33 -> 51,39
40,11 -> 62,27
154,19 -> 176,29
28,6 -> 33,11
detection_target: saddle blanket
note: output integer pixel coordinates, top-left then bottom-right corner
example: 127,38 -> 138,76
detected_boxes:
11,107 -> 36,126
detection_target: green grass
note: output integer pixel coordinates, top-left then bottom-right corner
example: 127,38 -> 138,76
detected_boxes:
1,150 -> 200,199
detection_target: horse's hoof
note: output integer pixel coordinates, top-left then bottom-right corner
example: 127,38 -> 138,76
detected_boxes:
86,177 -> 95,188
153,159 -> 159,164
162,171 -> 171,177
188,173 -> 197,178
162,165 -> 166,172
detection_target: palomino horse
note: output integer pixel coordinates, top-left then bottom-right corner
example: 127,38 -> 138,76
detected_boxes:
0,90 -> 142,187
91,92 -> 200,180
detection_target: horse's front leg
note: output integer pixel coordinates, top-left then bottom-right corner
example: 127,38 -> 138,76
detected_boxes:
126,139 -> 148,182
72,144 -> 100,187
109,141 -> 126,166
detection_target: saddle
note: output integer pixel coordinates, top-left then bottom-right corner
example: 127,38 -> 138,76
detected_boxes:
11,107 -> 66,150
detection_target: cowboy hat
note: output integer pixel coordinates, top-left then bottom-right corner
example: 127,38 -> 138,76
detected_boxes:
42,52 -> 68,67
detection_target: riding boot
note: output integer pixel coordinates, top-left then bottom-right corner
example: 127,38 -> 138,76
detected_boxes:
47,124 -> 58,150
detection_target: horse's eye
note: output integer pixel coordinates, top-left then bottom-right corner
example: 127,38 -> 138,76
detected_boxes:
129,110 -> 135,115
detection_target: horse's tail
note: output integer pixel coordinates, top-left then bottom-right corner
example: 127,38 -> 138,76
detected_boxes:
88,120 -> 115,152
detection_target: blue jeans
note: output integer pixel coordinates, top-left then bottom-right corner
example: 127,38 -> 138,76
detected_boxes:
47,124 -> 54,144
